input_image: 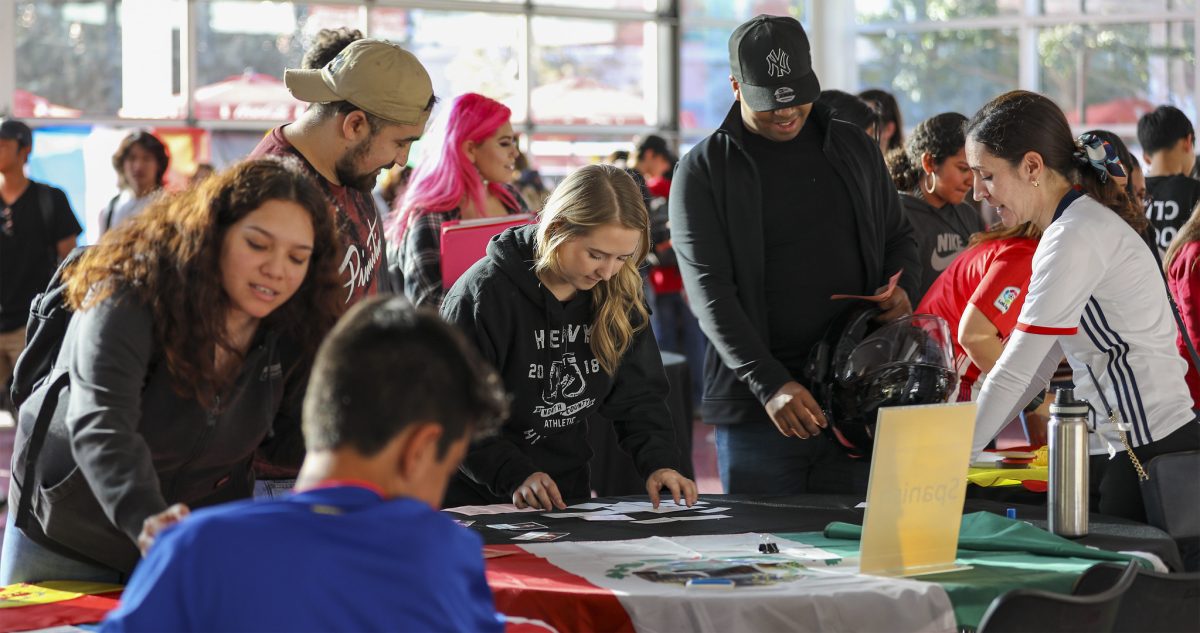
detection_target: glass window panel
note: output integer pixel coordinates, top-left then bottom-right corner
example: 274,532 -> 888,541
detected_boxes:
1042,0 -> 1191,13
680,26 -> 737,134
531,17 -> 653,126
681,0 -> 806,21
194,2 -> 359,122
1039,22 -> 1196,127
527,133 -> 636,180
856,29 -> 1020,126
16,0 -> 185,119
534,0 -> 660,9
856,0 -> 1021,24
370,9 -> 525,123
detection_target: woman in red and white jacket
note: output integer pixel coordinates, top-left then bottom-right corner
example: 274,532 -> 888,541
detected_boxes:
1164,201 -> 1200,407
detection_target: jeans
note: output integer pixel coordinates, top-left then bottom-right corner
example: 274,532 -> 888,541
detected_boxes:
0,511 -> 123,585
650,292 -> 706,408
716,420 -> 871,495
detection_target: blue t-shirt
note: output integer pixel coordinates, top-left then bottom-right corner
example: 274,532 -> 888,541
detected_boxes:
101,486 -> 504,633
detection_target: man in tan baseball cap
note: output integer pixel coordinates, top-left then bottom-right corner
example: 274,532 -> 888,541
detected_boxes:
251,37 -> 436,307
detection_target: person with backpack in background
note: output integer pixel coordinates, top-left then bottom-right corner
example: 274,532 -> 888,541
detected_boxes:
0,119 -> 81,416
98,130 -> 169,236
1138,105 -> 1199,253
1,157 -> 344,584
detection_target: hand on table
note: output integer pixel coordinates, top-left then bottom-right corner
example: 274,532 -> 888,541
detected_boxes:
513,472 -> 566,510
646,468 -> 698,509
138,503 -> 189,556
765,381 -> 827,439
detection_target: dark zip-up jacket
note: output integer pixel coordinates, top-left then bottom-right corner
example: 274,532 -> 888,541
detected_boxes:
668,102 -> 919,426
441,225 -> 682,502
11,290 -> 307,573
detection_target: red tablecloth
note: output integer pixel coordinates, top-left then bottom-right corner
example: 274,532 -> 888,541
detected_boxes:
486,545 -> 634,632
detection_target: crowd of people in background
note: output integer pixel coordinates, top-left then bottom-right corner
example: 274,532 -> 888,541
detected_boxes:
0,10 -> 1198,630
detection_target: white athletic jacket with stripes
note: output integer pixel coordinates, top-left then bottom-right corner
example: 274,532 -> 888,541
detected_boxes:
973,189 -> 1194,458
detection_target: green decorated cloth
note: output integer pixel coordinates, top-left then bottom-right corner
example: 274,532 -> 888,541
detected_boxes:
823,511 -> 1139,564
776,512 -> 1150,629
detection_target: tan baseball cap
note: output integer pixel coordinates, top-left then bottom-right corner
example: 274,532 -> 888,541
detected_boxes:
284,39 -> 433,126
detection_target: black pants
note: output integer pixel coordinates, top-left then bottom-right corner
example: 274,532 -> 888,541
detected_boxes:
1089,418 -> 1200,522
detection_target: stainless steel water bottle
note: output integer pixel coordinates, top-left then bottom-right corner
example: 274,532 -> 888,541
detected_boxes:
1048,388 -> 1089,537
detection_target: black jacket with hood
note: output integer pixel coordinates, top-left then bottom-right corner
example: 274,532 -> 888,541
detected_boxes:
668,101 -> 919,427
10,290 -> 306,574
440,225 -> 682,503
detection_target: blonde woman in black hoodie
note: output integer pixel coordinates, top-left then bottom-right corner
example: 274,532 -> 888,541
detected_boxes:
441,164 -> 696,510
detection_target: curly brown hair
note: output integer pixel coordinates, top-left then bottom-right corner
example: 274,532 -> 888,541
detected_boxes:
65,157 -> 345,406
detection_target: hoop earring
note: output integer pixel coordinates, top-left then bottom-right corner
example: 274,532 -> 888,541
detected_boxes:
923,171 -> 936,196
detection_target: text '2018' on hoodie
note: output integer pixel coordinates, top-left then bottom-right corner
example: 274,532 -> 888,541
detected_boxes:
440,225 -> 683,502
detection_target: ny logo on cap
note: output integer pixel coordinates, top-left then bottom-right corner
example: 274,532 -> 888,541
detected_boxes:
766,49 -> 791,78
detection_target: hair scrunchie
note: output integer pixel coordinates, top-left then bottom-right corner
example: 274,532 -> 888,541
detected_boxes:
1073,133 -> 1126,184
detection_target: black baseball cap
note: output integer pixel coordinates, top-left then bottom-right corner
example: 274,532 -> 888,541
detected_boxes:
635,134 -> 674,161
728,15 -> 820,112
0,120 -> 33,148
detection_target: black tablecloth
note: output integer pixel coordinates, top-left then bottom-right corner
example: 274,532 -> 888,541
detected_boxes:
587,351 -> 694,495
463,493 -> 1184,571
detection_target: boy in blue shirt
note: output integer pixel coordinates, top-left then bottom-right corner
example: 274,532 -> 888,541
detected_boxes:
102,297 -> 509,632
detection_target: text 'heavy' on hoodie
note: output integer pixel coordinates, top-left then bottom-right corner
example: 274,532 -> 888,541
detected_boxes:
440,224 -> 683,501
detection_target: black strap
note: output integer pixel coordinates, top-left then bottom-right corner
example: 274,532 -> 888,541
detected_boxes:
35,183 -> 54,236
14,371 -> 69,531
1143,229 -> 1200,372
100,194 -> 119,233
1083,363 -> 1113,430
34,182 -> 57,266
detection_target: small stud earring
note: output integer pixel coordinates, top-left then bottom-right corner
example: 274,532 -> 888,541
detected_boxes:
1032,179 -> 1040,187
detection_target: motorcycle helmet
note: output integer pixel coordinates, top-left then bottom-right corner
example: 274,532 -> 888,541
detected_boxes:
807,306 -> 957,456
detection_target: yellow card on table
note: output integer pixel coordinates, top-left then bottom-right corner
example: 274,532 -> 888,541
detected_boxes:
860,402 -> 975,577
0,581 -> 122,608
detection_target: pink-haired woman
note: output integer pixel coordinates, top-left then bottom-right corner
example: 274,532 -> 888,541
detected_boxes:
389,93 -> 528,308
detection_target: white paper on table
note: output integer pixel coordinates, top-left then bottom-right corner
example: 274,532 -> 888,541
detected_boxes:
632,514 -> 731,525
697,507 -> 730,513
970,453 -> 1004,468
543,511 -> 607,519
583,513 -> 635,521
444,504 -> 539,516
566,502 -> 611,510
512,532 -> 567,542
854,502 -> 868,509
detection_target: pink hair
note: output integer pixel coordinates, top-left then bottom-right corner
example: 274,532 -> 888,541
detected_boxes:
389,93 -> 517,240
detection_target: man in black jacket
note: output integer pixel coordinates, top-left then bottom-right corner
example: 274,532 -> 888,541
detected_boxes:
668,15 -> 919,495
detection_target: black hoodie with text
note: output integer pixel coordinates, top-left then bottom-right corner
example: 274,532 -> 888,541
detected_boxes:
440,225 -> 682,503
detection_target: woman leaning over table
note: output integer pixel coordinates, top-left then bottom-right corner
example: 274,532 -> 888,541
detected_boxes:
1,157 -> 343,584
440,164 -> 696,511
966,90 -> 1199,522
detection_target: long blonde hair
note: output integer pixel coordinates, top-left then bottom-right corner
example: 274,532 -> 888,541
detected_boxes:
967,220 -> 1043,248
534,164 -> 650,374
1165,201 -> 1200,272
